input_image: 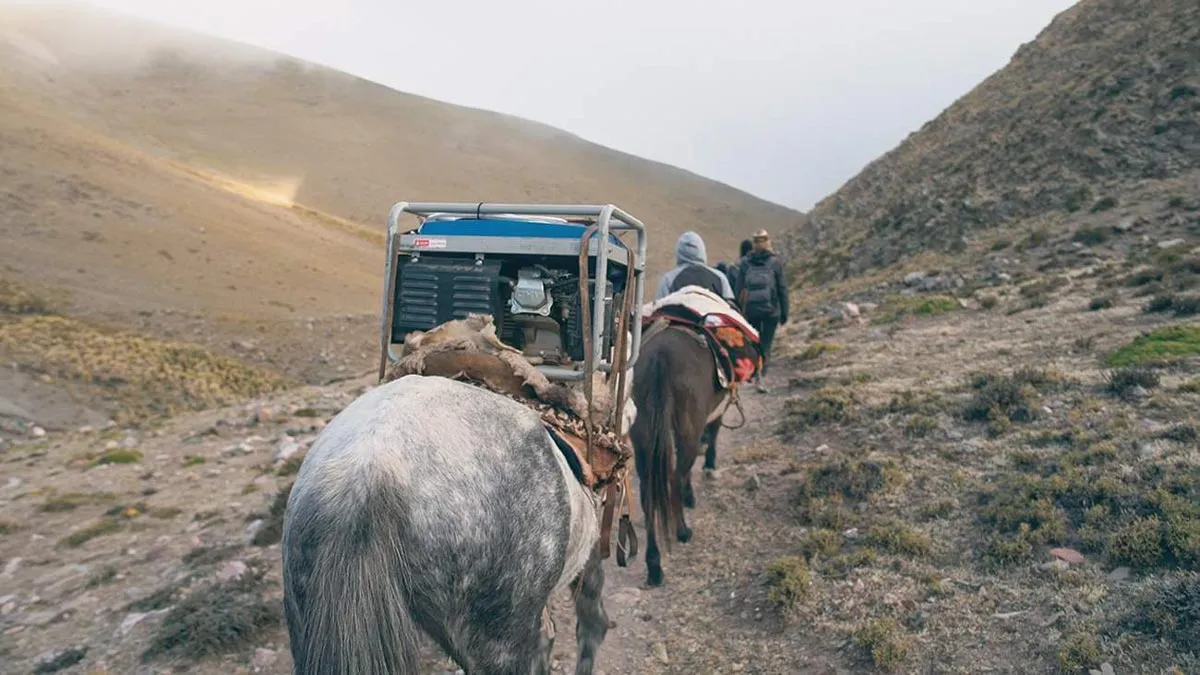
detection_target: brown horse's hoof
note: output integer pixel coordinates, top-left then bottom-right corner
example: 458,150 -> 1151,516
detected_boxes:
703,467 -> 718,481
646,567 -> 664,587
677,526 -> 692,543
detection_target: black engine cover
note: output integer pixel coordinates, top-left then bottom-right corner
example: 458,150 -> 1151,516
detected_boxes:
390,256 -> 506,343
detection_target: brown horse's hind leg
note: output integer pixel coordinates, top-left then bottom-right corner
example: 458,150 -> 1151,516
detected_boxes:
640,485 -> 664,586
687,418 -> 723,506
674,425 -> 699,543
702,418 -> 722,475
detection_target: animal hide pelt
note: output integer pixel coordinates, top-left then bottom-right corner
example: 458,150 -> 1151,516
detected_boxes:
385,315 -> 632,487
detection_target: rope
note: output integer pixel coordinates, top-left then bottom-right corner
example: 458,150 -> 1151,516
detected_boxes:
720,385 -> 747,430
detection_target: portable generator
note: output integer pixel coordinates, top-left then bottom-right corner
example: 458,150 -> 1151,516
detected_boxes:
378,202 -> 648,386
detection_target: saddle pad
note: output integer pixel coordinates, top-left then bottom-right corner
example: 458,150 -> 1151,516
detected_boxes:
643,285 -> 760,341
643,314 -> 760,389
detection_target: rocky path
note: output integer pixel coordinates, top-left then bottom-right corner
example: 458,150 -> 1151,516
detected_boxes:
1,367 -> 832,675
537,382 -> 839,675
413,378 -> 810,675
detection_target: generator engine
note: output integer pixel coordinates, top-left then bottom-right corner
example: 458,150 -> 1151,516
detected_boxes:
386,215 -> 627,369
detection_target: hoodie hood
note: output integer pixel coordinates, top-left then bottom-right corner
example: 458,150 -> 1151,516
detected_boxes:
675,231 -> 707,266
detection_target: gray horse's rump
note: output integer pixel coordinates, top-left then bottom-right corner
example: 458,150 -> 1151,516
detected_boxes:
283,375 -> 599,673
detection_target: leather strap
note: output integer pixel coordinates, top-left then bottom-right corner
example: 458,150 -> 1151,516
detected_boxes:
598,481 -> 619,560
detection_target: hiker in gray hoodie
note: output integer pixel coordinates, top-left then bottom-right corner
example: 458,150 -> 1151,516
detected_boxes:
655,231 -> 736,302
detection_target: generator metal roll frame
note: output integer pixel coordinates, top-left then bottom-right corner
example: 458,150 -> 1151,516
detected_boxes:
379,202 -> 649,401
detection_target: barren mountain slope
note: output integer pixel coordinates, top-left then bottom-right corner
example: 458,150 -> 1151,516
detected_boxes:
0,0 -> 798,424
787,0 -> 1200,282
1,0 -> 799,292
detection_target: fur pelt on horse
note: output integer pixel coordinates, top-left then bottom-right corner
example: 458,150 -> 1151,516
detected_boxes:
390,313 -> 589,415
384,313 -> 633,488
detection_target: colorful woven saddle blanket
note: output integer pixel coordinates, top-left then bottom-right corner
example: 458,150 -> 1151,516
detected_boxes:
641,286 -> 762,388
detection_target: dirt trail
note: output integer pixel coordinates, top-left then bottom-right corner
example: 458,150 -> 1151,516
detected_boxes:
412,377 -> 809,674
540,386 -> 813,675
0,366 -> 819,675
4,271 -> 1198,674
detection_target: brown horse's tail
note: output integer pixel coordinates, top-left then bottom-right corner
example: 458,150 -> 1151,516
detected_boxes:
635,343 -> 678,551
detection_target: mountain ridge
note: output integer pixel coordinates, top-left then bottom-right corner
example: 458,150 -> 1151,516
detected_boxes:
784,0 -> 1199,283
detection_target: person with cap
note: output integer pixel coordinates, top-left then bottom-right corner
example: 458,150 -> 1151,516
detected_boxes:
656,231 -> 735,302
735,229 -> 789,391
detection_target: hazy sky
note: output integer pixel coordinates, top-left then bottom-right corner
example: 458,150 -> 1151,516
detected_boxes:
76,0 -> 1078,210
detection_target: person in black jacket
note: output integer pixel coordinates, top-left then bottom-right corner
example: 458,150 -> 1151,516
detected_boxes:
724,239 -> 752,290
735,229 -> 789,391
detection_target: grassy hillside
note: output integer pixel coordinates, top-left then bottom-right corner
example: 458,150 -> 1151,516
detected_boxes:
786,0 -> 1200,284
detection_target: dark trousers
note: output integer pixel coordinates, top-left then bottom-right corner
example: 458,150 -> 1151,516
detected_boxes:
748,315 -> 779,377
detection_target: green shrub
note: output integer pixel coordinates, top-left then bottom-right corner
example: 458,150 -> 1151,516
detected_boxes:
1108,516 -> 1166,568
142,564 -> 281,661
1106,325 -> 1200,367
88,449 -> 144,468
1103,366 -> 1160,399
1073,226 -> 1111,244
58,518 -> 122,548
780,387 -> 858,436
871,295 -> 960,324
1057,630 -> 1102,673
1122,571 -> 1200,652
866,520 -> 932,557
765,556 -> 811,611
852,618 -> 909,671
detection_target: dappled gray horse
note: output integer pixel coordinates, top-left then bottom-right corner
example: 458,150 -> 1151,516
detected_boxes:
281,374 -> 609,674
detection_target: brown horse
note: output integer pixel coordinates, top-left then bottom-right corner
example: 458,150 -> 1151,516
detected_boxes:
629,324 -> 731,587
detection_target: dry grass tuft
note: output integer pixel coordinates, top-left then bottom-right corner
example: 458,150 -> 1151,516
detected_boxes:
0,277 -> 52,316
58,517 -> 123,548
852,618 -> 909,671
765,556 -> 812,611
1057,629 -> 1103,673
871,295 -> 960,324
797,341 -> 843,362
38,491 -> 118,513
780,386 -> 859,437
866,520 -> 933,558
1121,571 -> 1200,653
799,457 -> 905,504
142,563 -> 281,662
250,482 -> 293,547
964,367 -> 1067,434
1103,366 -> 1160,399
0,315 -> 290,421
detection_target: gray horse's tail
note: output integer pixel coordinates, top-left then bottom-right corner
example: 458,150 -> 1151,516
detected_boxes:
283,488 -> 420,674
637,345 -> 678,550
